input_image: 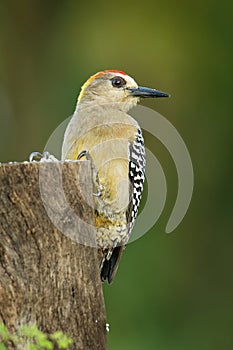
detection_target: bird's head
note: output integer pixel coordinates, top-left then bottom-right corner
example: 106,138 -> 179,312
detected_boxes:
77,70 -> 169,112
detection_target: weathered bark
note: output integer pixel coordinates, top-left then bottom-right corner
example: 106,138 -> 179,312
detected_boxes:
0,161 -> 107,349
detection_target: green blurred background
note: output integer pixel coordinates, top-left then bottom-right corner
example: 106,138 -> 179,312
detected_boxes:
1,1 -> 232,349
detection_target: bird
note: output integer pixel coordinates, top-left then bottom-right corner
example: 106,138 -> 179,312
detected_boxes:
61,70 -> 169,283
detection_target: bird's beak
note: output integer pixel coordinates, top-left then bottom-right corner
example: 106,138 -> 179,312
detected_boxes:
129,86 -> 170,98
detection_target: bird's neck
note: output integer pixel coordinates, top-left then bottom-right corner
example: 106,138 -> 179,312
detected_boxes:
76,97 -> 137,114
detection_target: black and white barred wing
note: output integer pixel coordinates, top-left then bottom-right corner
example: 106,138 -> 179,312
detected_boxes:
126,128 -> 146,235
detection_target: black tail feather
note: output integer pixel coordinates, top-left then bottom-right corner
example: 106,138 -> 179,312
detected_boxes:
101,246 -> 125,284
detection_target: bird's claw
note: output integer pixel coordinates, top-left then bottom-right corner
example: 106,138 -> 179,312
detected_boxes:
78,150 -> 104,197
77,150 -> 89,160
29,151 -> 58,162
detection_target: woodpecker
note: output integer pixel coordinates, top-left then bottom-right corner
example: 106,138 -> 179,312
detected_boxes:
62,70 -> 169,283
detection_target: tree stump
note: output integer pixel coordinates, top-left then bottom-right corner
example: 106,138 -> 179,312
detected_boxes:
0,161 -> 107,350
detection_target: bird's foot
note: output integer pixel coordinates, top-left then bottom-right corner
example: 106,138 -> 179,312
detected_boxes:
29,151 -> 59,162
77,150 -> 89,160
77,150 -> 104,197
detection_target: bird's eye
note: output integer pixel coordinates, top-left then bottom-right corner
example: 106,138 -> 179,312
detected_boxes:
111,76 -> 126,88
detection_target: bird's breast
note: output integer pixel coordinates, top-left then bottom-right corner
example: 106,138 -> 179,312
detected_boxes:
62,108 -> 140,217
